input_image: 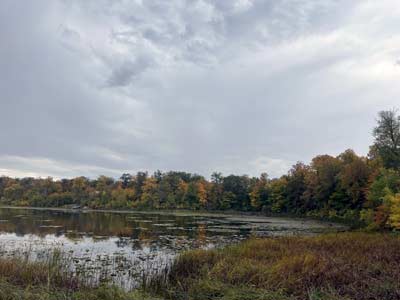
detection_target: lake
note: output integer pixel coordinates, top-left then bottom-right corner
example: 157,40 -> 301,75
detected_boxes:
0,207 -> 343,290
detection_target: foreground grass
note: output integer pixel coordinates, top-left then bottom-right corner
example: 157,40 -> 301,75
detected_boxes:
0,254 -> 160,300
1,233 -> 400,300
0,281 -> 157,300
152,232 -> 400,300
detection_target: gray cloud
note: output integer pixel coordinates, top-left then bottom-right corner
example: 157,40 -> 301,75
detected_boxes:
107,55 -> 154,87
1,0 -> 400,179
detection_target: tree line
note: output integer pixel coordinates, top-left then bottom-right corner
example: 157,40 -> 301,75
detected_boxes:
0,110 -> 399,229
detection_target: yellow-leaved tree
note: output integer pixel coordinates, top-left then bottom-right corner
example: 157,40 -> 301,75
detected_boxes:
196,180 -> 208,208
388,193 -> 400,230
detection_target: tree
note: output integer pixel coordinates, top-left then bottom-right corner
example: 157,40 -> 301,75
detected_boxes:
222,175 -> 251,211
133,172 -> 148,200
196,180 -> 208,208
110,187 -> 135,209
249,173 -> 269,211
97,175 -> 115,192
140,177 -> 159,208
337,150 -> 370,210
120,173 -> 132,189
373,109 -> 400,170
209,172 -> 223,210
366,168 -> 400,209
3,183 -> 24,204
269,177 -> 288,213
286,163 -> 309,213
388,193 -> 400,229
184,182 -> 200,209
176,179 -> 188,208
71,177 -> 90,205
303,155 -> 341,212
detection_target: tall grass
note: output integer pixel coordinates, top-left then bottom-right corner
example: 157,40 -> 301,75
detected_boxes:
0,250 -> 80,290
0,251 -> 161,300
152,232 -> 400,300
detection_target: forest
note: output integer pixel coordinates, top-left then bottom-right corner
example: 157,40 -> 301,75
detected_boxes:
1,110 -> 399,230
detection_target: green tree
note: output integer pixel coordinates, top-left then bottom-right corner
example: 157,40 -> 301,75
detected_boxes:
269,177 -> 288,213
120,173 -> 132,189
209,172 -> 223,210
286,163 -> 309,213
222,175 -> 251,211
373,109 -> 400,170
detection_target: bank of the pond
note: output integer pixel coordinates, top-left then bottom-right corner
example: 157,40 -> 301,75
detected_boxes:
0,232 -> 399,300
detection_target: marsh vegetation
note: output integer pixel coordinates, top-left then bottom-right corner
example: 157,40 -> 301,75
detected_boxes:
0,232 -> 399,300
151,233 -> 400,300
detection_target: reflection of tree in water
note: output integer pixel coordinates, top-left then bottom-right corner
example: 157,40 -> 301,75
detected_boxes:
137,227 -> 154,248
0,208 -> 334,256
2,210 -> 237,255
0,209 -> 191,241
196,224 -> 207,247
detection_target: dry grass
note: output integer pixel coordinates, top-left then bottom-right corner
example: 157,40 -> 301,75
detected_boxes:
0,280 -> 158,300
0,251 -> 80,290
0,253 -> 160,300
156,232 -> 400,300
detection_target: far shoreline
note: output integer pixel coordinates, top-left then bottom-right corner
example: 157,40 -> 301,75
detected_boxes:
0,205 -> 347,229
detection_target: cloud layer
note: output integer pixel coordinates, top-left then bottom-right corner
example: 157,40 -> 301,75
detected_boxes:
1,0 -> 400,178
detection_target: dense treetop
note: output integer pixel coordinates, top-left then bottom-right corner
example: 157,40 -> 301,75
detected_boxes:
1,110 -> 400,230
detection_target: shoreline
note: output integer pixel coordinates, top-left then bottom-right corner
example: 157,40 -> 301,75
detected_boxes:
0,205 -> 347,229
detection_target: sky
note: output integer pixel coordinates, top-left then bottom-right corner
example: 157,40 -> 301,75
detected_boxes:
1,0 -> 400,179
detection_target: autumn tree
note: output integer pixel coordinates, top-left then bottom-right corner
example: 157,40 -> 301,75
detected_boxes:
388,193 -> 400,229
249,173 -> 269,211
336,150 -> 370,210
139,177 -> 159,208
71,177 -> 90,206
303,155 -> 342,213
196,180 -> 208,209
3,182 -> 24,204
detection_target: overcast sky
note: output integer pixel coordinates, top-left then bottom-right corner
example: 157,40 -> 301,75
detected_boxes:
1,0 -> 400,179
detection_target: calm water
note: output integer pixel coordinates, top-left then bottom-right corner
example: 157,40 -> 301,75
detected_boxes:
0,207 -> 343,289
